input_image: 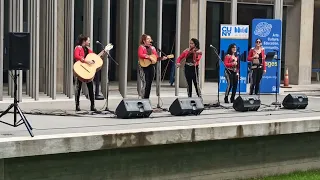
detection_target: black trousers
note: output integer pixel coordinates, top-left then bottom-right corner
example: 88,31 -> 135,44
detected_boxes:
142,65 -> 155,99
250,68 -> 263,95
184,65 -> 201,97
75,79 -> 95,106
224,70 -> 238,99
94,70 -> 101,95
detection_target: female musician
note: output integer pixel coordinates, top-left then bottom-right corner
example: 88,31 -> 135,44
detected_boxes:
74,34 -> 108,111
248,38 -> 266,95
224,43 -> 239,103
176,38 -> 202,98
137,34 -> 167,99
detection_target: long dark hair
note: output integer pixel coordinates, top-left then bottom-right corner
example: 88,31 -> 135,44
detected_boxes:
140,34 -> 151,45
76,34 -> 89,46
227,43 -> 236,55
190,38 -> 200,49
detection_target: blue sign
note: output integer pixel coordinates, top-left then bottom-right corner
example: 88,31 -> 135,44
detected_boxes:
219,25 -> 249,93
251,19 -> 282,94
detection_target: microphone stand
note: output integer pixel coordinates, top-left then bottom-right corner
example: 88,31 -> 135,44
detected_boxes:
208,45 -> 230,108
95,41 -> 119,112
271,50 -> 281,108
153,43 -> 173,110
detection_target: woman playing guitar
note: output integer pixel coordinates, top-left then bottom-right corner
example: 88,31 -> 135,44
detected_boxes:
137,34 -> 167,99
74,34 -> 109,111
176,38 -> 202,98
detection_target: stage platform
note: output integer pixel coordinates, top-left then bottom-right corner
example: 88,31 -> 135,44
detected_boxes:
0,93 -> 320,158
1,90 -> 320,179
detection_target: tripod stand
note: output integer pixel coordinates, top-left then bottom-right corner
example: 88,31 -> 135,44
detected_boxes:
0,70 -> 33,137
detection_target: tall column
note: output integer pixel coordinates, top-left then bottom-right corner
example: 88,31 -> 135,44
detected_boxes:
64,0 -> 74,98
0,0 -> 4,101
27,0 -> 40,100
156,0 -> 163,105
198,0 -> 206,89
39,0 -> 57,99
9,0 -> 23,101
231,0 -> 237,24
118,0 -> 129,98
175,0 -> 182,96
101,0 -> 111,104
137,0 -> 146,98
82,0 -> 94,96
285,0 -> 314,85
274,0 -> 283,20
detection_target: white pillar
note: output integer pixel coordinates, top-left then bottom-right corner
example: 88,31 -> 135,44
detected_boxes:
156,0 -> 163,106
175,0 -> 182,96
285,0 -> 314,85
0,0 -> 4,101
64,0 -> 75,98
137,0 -> 146,98
118,0 -> 129,98
274,0 -> 283,20
101,0 -> 111,105
231,0 -> 237,25
198,0 -> 206,89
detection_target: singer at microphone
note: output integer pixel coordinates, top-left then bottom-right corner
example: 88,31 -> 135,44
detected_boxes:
223,43 -> 239,103
247,38 -> 266,95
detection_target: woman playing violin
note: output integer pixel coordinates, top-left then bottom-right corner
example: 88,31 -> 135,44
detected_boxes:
176,38 -> 202,98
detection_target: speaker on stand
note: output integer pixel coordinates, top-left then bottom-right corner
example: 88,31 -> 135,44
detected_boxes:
0,32 -> 33,137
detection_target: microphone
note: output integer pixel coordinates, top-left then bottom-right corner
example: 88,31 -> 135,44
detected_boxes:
210,44 -> 214,48
96,41 -> 103,46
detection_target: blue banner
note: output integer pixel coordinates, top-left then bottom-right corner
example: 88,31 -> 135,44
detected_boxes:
251,19 -> 282,93
219,25 -> 249,93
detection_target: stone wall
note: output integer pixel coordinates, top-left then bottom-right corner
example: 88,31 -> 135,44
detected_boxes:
1,132 -> 320,180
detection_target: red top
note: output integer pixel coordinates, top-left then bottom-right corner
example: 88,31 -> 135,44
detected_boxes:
74,45 -> 93,62
177,48 -> 202,66
138,45 -> 159,60
224,54 -> 239,73
247,47 -> 266,70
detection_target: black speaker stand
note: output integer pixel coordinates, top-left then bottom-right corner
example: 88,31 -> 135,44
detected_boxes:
0,70 -> 34,137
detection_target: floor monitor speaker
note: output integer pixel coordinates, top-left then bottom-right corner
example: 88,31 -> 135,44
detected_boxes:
233,96 -> 261,112
169,97 -> 204,116
282,94 -> 308,109
115,99 -> 153,119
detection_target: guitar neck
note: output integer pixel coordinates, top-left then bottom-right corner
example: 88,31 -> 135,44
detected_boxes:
97,50 -> 106,57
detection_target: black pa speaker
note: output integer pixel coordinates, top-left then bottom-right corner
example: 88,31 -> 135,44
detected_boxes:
5,32 -> 30,70
169,97 -> 204,116
115,99 -> 153,119
282,94 -> 308,109
233,96 -> 261,112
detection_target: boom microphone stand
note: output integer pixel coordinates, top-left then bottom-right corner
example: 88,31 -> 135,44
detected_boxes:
0,70 -> 33,137
271,50 -> 281,107
208,45 -> 231,108
95,41 -> 119,112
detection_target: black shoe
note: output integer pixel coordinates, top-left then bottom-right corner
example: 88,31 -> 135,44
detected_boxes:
90,105 -> 97,112
95,94 -> 105,100
76,105 -> 81,111
224,96 -> 229,103
230,97 -> 235,103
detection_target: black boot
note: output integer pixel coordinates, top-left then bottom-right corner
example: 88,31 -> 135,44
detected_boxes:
230,95 -> 235,103
75,103 -> 81,111
224,96 -> 229,103
249,85 -> 254,95
90,105 -> 97,112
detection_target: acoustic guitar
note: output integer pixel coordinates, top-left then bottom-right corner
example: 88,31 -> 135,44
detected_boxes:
139,54 -> 174,68
73,43 -> 113,82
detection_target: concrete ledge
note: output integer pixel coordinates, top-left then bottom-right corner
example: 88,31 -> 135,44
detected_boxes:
1,116 -> 320,159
